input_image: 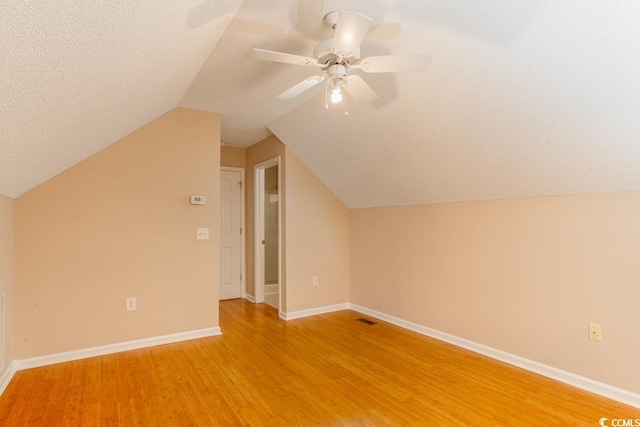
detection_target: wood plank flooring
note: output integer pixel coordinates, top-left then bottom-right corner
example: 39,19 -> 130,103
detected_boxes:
0,299 -> 638,425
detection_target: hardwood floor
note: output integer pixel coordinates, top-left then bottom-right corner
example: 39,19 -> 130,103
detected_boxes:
1,299 -> 638,425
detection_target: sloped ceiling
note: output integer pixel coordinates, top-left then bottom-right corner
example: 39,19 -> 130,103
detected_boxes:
3,1 -> 640,208
0,0 -> 244,198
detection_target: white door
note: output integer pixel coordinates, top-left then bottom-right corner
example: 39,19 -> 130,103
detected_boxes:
220,170 -> 242,300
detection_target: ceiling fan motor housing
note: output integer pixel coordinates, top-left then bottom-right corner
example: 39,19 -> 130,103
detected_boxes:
327,64 -> 347,87
314,39 -> 360,64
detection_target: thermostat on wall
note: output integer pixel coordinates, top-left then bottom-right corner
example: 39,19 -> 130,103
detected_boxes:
190,195 -> 206,205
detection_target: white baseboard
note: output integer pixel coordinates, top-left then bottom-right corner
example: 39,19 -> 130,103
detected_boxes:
244,294 -> 256,303
13,327 -> 222,371
0,362 -> 16,396
350,304 -> 640,409
281,302 -> 350,320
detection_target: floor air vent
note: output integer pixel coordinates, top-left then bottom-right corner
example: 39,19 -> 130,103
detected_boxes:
356,317 -> 376,325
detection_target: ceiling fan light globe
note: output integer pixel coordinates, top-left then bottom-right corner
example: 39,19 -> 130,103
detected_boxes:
330,87 -> 343,103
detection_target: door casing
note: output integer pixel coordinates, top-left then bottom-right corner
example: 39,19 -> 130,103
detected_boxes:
254,157 -> 281,308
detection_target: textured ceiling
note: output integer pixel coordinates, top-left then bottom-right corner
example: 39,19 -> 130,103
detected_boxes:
0,0 -> 244,198
3,1 -> 640,208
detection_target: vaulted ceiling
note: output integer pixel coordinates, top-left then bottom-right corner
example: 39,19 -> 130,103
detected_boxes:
2,1 -> 640,207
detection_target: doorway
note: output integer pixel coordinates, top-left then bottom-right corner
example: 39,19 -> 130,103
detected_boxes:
219,168 -> 244,300
254,157 -> 281,310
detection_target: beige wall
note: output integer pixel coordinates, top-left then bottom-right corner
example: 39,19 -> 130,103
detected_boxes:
350,191 -> 640,394
244,137 -> 349,314
0,196 -> 14,374
285,148 -> 349,312
221,146 -> 246,168
14,108 -> 220,359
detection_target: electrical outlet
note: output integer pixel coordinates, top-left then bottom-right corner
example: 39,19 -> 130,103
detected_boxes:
196,227 -> 209,240
588,323 -> 601,342
127,297 -> 137,312
312,276 -> 319,286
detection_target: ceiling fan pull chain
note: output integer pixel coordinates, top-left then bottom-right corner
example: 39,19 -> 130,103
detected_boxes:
325,82 -> 329,109
344,80 -> 349,116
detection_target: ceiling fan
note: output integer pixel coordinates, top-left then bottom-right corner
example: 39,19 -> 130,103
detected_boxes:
247,10 -> 432,105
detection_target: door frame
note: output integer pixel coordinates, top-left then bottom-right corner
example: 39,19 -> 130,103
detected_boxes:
254,157 -> 281,307
220,166 -> 246,299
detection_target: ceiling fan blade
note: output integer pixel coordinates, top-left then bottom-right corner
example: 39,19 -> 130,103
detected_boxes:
364,22 -> 401,42
345,75 -> 378,103
247,49 -> 319,67
277,75 -> 325,99
358,53 -> 432,73
331,12 -> 372,58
